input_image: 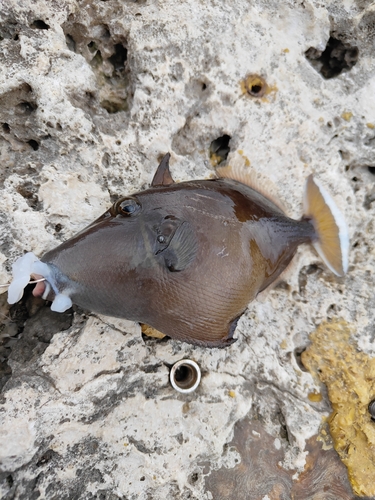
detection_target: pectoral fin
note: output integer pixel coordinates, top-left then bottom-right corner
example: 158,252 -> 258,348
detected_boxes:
163,222 -> 198,272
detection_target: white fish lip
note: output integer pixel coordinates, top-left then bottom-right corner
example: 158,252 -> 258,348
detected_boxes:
34,261 -> 74,312
8,252 -> 73,313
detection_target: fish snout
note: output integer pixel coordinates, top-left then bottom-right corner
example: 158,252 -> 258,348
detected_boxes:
32,261 -> 74,312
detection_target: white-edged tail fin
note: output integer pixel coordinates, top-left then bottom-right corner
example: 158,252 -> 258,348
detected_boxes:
303,175 -> 349,277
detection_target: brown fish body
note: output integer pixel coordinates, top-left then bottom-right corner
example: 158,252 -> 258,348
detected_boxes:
40,170 -> 315,347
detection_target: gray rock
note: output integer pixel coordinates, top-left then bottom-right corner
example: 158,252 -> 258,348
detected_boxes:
1,0 -> 374,498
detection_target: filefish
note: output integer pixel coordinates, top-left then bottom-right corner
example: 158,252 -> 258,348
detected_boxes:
8,154 -> 349,347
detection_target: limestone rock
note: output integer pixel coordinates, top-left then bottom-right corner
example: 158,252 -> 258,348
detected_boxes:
1,1 -> 374,498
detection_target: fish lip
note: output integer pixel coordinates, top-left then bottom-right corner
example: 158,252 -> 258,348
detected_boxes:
33,262 -> 75,312
32,276 -> 56,302
32,262 -> 73,301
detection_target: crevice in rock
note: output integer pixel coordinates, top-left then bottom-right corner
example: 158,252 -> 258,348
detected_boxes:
305,35 -> 359,79
0,83 -> 42,161
298,264 -> 321,295
294,347 -> 308,372
62,20 -> 130,116
27,139 -> 39,151
0,20 -> 21,41
108,43 -> 127,74
209,134 -> 231,166
16,181 -> 41,210
30,20 -> 50,30
0,289 -> 73,393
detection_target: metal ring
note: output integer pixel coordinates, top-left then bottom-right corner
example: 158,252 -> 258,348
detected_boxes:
369,400 -> 375,420
170,359 -> 201,393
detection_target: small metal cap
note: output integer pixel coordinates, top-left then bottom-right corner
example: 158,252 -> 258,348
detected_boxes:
170,359 -> 201,393
369,400 -> 375,420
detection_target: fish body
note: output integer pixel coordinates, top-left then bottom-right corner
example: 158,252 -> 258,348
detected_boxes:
8,155 -> 349,347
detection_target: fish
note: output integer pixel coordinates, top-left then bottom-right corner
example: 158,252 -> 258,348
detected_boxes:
7,154 -> 349,347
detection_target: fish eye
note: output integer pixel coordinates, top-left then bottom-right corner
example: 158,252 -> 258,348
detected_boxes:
116,198 -> 141,216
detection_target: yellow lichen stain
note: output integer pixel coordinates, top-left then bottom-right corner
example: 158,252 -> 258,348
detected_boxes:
317,421 -> 334,451
210,152 -> 225,168
240,74 -> 277,102
283,48 -> 290,53
280,339 -> 288,350
341,111 -> 353,122
366,123 -> 375,129
228,390 -> 236,398
308,391 -> 323,403
302,320 -> 375,497
140,323 -> 166,339
237,150 -> 251,167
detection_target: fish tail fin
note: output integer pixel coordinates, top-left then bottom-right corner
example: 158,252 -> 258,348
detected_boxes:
303,175 -> 349,277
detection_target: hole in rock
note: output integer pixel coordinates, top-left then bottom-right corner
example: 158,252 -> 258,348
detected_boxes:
65,34 -> 76,52
243,74 -> 268,97
0,21 -> 20,41
305,36 -> 358,79
102,25 -> 111,39
108,43 -> 128,73
189,472 -> 199,484
364,190 -> 375,209
36,449 -> 58,467
294,347 -> 308,372
31,20 -> 50,30
368,166 -> 375,175
16,182 -> 40,209
209,134 -> 231,165
2,123 -> 10,133
88,40 -> 97,53
102,152 -> 111,168
28,139 -> 39,151
369,400 -> 375,421
17,101 -> 36,115
101,99 -> 127,114
141,333 -> 169,344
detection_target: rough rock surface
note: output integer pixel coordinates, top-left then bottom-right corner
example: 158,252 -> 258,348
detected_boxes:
0,0 -> 374,499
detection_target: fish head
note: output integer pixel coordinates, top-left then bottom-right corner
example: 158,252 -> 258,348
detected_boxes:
37,186 -> 198,316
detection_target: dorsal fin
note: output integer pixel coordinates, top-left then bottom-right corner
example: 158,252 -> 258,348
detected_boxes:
217,163 -> 260,189
151,153 -> 175,187
216,162 -> 286,213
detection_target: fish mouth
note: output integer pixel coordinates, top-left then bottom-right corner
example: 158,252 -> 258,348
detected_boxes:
7,252 -> 73,313
31,264 -> 74,313
32,274 -> 56,301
